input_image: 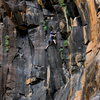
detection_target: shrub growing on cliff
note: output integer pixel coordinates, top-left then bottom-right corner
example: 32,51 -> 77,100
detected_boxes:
59,0 -> 66,7
59,47 -> 65,60
64,40 -> 68,47
5,35 -> 10,52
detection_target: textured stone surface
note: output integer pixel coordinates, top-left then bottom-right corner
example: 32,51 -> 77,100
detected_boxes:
0,0 -> 100,100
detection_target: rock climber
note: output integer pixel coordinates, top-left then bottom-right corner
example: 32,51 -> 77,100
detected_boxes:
45,30 -> 57,50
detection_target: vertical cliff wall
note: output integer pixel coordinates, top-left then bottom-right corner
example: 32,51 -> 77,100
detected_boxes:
0,0 -> 100,100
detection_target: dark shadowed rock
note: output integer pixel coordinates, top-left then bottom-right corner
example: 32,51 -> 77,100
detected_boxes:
0,0 -> 100,100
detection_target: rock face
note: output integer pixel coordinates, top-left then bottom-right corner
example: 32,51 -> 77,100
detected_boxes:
0,0 -> 100,100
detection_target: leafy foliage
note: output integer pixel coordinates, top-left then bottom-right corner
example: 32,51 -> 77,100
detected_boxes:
64,40 -> 68,47
59,0 -> 66,7
5,35 -> 9,40
5,35 -> 10,52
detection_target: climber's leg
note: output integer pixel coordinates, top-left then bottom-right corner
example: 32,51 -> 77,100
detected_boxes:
53,39 -> 56,44
45,40 -> 51,51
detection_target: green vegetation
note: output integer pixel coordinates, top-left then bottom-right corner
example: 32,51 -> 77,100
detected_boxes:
59,47 -> 64,52
43,20 -> 48,33
43,25 -> 48,31
5,39 -> 10,46
5,35 -> 10,52
5,35 -> 9,40
64,40 -> 68,47
59,47 -> 65,60
58,0 -> 66,7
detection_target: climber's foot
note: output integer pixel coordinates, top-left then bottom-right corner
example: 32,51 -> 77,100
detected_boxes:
45,48 -> 47,51
45,46 -> 48,51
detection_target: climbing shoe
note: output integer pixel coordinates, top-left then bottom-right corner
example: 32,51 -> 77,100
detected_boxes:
45,48 -> 47,51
